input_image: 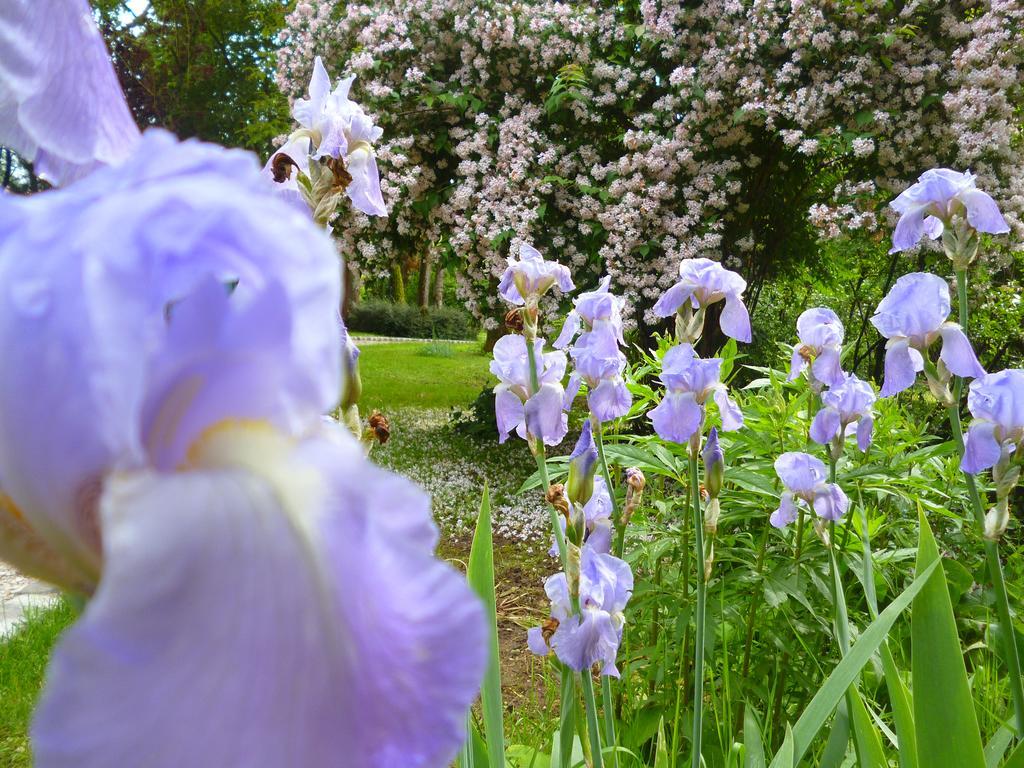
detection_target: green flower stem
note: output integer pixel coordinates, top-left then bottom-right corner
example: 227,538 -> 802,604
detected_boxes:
948,269 -> 1024,735
526,334 -> 606,764
601,675 -> 620,768
593,418 -> 625,558
688,451 -> 707,768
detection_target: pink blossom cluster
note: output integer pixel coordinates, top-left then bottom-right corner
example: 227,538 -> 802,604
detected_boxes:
275,0 -> 1023,327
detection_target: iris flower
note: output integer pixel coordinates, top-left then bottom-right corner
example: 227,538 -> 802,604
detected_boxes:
652,258 -> 752,343
554,275 -> 626,350
527,543 -> 633,676
890,168 -> 1009,254
787,307 -> 845,389
564,331 -> 633,423
289,56 -> 386,217
491,334 -> 568,445
809,374 -> 876,453
961,369 -> 1024,475
870,272 -> 985,397
0,0 -> 139,185
770,453 -> 849,529
649,344 -> 743,444
498,243 -> 574,306
0,11 -> 484,766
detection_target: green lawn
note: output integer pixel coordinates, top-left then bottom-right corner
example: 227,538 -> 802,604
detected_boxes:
0,600 -> 76,766
357,340 -> 494,411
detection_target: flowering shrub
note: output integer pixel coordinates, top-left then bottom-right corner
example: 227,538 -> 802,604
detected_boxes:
276,0 -> 1024,332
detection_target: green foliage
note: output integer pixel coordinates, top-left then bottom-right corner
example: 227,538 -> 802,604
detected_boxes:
91,0 -> 292,152
0,600 -> 77,767
347,300 -> 479,341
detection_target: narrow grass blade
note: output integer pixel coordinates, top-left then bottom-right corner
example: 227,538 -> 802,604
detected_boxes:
743,705 -> 766,768
767,559 -> 939,768
847,687 -> 887,766
459,712 -> 476,768
912,509 -> 985,768
601,675 -> 620,768
580,672 -> 605,768
468,486 -> 506,767
984,725 -> 1013,768
818,699 -> 850,768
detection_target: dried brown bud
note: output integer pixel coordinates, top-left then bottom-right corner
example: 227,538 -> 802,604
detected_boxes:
542,617 -> 560,643
505,308 -> 524,334
270,152 -> 298,183
546,482 -> 570,520
797,344 -> 814,363
324,156 -> 353,191
368,410 -> 390,445
625,467 -> 646,493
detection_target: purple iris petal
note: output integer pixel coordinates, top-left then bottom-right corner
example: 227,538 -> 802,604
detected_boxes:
938,324 -> 985,379
345,147 -> 387,217
495,389 -> 525,444
527,626 -> 550,657
774,452 -> 827,494
261,135 -> 311,214
554,311 -> 581,350
525,384 -> 569,446
809,406 -> 841,445
32,429 -> 486,767
961,421 -> 1002,474
0,131 -> 342,589
812,482 -> 849,522
564,372 -> 582,409
961,370 -> 1024,473
589,378 -> 632,422
961,188 -> 1010,235
0,0 -> 140,185
788,346 -> 808,381
880,340 -> 925,397
811,348 -> 844,388
712,387 -> 744,431
651,281 -> 694,318
856,415 -> 874,451
871,273 -> 950,340
721,293 -> 753,343
650,392 -> 703,443
770,491 -> 799,529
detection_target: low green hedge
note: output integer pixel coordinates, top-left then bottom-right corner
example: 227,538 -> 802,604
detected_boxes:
347,300 -> 478,340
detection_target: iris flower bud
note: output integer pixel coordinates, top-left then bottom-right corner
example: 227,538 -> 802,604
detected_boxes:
702,427 -> 725,500
566,422 -> 599,506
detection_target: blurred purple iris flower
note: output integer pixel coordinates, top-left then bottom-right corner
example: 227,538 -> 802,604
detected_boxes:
0,15 -> 484,765
527,543 -> 633,676
871,272 -> 985,397
788,307 -> 845,389
962,370 -> 1024,474
810,374 -> 876,453
498,243 -> 574,306
652,258 -> 752,343
890,168 -> 1009,254
491,335 -> 568,445
770,452 -> 849,528
288,56 -> 386,216
0,0 -> 140,185
649,344 -> 743,444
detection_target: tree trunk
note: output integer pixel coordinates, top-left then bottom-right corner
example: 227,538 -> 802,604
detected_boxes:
341,262 -> 359,320
417,252 -> 431,309
391,262 -> 406,304
432,263 -> 446,306
483,325 -> 504,352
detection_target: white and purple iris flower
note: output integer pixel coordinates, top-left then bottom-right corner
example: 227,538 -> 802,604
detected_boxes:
769,453 -> 849,529
0,10 -> 485,767
491,334 -> 568,446
889,168 -> 1009,254
788,307 -> 845,389
498,243 -> 575,306
0,0 -> 140,185
286,56 -> 386,216
527,543 -> 633,677
809,374 -> 876,453
649,344 -> 743,444
261,133 -> 312,213
652,258 -> 752,343
870,272 -> 985,397
961,369 -> 1024,475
